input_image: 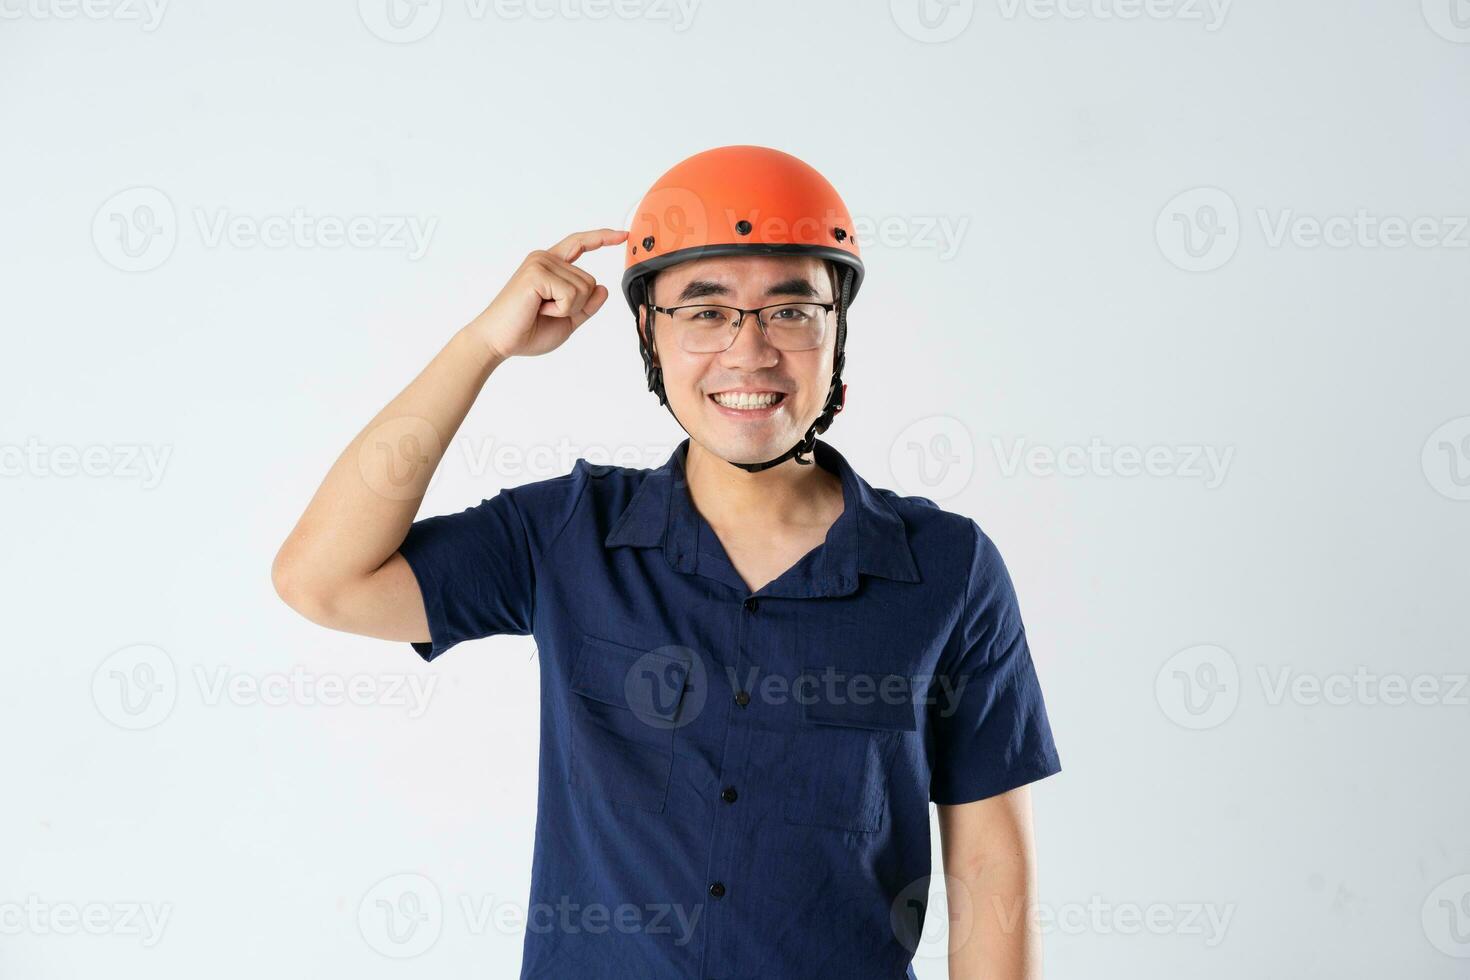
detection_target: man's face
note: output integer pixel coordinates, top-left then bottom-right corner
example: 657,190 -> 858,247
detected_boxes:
638,255 -> 838,469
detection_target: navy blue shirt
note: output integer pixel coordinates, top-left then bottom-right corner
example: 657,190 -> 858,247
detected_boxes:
398,437 -> 1061,979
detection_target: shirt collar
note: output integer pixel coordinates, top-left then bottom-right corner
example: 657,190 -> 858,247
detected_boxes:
603,437 -> 920,597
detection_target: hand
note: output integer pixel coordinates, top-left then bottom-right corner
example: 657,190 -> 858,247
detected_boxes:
467,228 -> 628,361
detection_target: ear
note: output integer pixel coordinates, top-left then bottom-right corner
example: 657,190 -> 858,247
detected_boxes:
636,304 -> 660,366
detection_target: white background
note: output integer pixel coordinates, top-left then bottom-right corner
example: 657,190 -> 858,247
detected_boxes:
3,0 -> 1469,976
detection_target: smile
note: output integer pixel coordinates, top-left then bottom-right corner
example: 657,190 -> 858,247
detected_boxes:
709,391 -> 786,411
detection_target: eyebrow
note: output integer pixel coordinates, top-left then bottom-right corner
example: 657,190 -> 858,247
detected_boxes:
675,277 -> 822,303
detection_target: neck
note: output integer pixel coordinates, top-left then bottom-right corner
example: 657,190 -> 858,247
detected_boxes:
682,438 -> 841,529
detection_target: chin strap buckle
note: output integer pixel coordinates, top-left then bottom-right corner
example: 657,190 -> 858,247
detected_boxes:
832,383 -> 847,415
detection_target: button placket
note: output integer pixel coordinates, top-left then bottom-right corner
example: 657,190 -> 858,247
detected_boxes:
701,594 -> 759,976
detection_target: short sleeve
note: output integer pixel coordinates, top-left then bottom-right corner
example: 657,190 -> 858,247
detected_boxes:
397,463 -> 588,663
928,521 -> 1061,805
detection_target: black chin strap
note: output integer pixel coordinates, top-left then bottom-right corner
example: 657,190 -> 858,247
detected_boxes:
635,264 -> 853,474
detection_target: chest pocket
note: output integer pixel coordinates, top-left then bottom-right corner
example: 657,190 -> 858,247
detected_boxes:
783,667 -> 918,833
568,634 -> 691,813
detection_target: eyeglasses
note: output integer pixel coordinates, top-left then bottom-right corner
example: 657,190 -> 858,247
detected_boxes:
651,302 -> 835,354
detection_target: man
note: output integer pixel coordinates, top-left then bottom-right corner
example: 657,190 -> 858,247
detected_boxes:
272,145 -> 1061,979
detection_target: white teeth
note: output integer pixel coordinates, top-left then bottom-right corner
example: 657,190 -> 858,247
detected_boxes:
712,391 -> 782,410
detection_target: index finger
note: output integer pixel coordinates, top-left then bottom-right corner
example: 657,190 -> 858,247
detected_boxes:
550,228 -> 629,264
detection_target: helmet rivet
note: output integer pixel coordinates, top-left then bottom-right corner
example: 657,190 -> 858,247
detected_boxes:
642,236 -> 655,251
833,227 -> 847,242
735,219 -> 752,236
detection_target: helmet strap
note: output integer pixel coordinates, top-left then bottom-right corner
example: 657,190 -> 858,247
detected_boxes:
634,263 -> 854,474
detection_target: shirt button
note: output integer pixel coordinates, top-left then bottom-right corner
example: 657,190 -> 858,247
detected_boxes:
709,882 -> 726,898
742,597 -> 758,612
734,690 -> 751,707
720,786 -> 738,804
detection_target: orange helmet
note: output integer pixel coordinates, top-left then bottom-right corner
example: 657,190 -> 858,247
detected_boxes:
622,145 -> 865,473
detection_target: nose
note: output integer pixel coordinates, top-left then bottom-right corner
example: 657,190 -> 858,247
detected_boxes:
718,309 -> 780,370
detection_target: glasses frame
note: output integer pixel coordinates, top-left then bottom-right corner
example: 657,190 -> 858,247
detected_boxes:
649,301 -> 837,354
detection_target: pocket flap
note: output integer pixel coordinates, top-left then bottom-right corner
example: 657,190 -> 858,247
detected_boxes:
572,635 -> 691,724
797,666 -> 918,732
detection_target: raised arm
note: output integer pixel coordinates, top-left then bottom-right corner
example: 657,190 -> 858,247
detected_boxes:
270,228 -> 627,646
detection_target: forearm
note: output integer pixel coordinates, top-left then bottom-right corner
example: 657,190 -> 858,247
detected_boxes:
947,851 -> 1039,979
937,789 -> 1043,980
272,325 -> 502,597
